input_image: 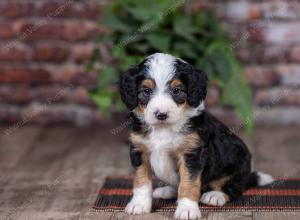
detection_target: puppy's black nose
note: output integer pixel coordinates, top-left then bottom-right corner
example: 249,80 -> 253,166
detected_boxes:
155,111 -> 168,121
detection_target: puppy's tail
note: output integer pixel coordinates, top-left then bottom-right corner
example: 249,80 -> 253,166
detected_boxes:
245,171 -> 274,189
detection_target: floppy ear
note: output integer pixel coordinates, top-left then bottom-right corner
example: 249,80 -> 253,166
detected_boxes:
119,65 -> 144,110
187,67 -> 208,107
176,61 -> 208,107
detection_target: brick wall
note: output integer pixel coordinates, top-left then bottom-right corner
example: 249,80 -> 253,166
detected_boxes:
0,0 -> 106,126
214,0 -> 300,127
0,0 -> 300,128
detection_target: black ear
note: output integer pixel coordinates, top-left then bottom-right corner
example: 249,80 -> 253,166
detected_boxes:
187,67 -> 208,107
176,61 -> 208,107
119,65 -> 145,110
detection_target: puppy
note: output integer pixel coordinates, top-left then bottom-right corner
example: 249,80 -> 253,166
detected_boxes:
119,53 -> 273,219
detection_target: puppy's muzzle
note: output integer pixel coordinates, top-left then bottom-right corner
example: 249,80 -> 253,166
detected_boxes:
155,111 -> 168,121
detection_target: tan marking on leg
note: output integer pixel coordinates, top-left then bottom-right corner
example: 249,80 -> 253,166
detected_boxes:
134,155 -> 152,187
177,156 -> 201,201
129,132 -> 151,188
173,132 -> 202,201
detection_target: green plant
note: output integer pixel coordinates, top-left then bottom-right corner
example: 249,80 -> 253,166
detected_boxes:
87,0 -> 254,133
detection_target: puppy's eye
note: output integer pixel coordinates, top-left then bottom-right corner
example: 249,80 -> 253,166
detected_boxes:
172,88 -> 181,95
143,88 -> 152,96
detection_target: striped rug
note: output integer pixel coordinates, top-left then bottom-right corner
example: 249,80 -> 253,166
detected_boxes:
93,176 -> 300,212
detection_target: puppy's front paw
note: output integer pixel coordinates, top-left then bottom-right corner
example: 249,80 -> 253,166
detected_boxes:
174,198 -> 201,220
125,197 -> 152,215
200,191 -> 227,206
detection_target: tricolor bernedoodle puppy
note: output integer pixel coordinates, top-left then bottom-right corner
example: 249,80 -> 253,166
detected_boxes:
119,53 -> 274,219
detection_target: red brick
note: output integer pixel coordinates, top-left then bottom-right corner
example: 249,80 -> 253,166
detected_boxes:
263,22 -> 300,44
230,21 -> 300,45
227,22 -> 264,45
275,65 -> 300,86
244,66 -> 279,87
236,44 -> 289,64
15,20 -> 63,41
260,45 -> 289,63
0,22 -> 14,39
254,107 -> 300,126
33,86 -> 92,105
50,65 -> 98,86
224,1 -> 262,21
1,2 -> 36,18
0,85 -> 93,106
0,66 -> 51,85
0,43 -> 32,61
262,1 -> 300,20
39,1 -> 76,18
0,103 -> 102,125
15,20 -> 104,42
22,103 -> 102,126
289,45 -> 300,63
72,43 -> 94,63
0,104 -> 22,123
39,1 -> 102,19
0,86 -> 33,104
33,44 -> 70,62
82,1 -> 104,19
63,21 -> 104,41
255,88 -> 300,106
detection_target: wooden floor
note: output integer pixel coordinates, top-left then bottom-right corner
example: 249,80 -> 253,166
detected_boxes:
0,125 -> 299,220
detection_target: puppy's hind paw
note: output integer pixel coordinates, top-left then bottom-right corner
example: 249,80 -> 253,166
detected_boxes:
200,191 -> 227,206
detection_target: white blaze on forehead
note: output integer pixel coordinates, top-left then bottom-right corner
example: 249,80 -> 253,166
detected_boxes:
145,53 -> 176,89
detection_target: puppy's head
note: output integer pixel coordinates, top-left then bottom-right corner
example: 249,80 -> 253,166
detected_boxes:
120,53 -> 207,128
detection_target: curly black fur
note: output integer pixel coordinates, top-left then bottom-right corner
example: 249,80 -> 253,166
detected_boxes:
186,111 -> 253,199
119,61 -> 148,110
174,60 -> 208,107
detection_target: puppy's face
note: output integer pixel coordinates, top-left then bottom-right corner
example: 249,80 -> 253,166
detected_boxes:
120,53 -> 207,129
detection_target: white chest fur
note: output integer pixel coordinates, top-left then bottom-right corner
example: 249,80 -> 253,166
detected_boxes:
150,149 -> 178,186
146,128 -> 185,186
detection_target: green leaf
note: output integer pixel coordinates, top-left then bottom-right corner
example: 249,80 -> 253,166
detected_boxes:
146,34 -> 171,52
124,5 -> 155,21
194,12 -> 208,28
115,98 -> 126,112
120,56 -> 140,70
131,43 -> 150,53
90,90 -> 114,117
85,49 -> 99,72
102,13 -> 132,33
98,66 -> 119,88
173,15 -> 197,42
197,59 -> 215,80
221,65 -> 254,134
173,41 -> 198,59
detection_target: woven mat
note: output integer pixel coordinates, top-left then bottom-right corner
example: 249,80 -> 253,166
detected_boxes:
93,176 -> 300,212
